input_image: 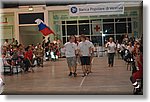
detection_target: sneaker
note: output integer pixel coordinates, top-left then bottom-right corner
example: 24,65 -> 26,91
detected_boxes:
68,72 -> 72,76
82,75 -> 86,77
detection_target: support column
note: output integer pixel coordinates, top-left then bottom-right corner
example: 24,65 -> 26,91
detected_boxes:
14,11 -> 20,43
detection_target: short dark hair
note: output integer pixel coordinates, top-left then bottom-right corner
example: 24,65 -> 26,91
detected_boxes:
69,35 -> 75,40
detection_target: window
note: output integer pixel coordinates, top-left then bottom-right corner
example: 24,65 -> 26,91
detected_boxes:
62,37 -> 66,44
103,19 -> 114,22
91,36 -> 102,46
128,18 -> 131,21
79,20 -> 89,23
19,13 -> 44,24
79,24 -> 90,35
66,20 -> 77,24
115,18 -> 126,22
62,21 -> 65,24
116,23 -> 127,34
103,23 -> 114,34
116,35 -> 124,43
62,25 -> 66,36
67,25 -> 77,35
60,17 -> 133,45
128,23 -> 132,33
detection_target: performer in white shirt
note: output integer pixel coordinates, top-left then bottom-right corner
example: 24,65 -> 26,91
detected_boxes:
64,35 -> 78,77
78,35 -> 93,77
106,37 -> 116,67
86,37 -> 94,73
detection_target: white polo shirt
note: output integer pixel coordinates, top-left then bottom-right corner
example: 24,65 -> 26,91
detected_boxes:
78,41 -> 92,56
64,42 -> 77,57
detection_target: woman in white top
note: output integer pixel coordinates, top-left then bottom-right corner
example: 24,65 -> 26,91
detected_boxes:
106,37 -> 116,67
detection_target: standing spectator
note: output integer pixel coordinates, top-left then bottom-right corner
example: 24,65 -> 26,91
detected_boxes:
127,42 -> 134,53
123,34 -> 129,45
78,35 -> 93,77
34,43 -> 44,67
42,36 -> 46,49
17,44 -> 25,70
3,39 -> 9,48
11,38 -> 17,48
116,40 -> 121,59
118,43 -> 126,59
45,37 -> 50,47
11,46 -> 19,66
106,37 -> 116,67
64,35 -> 78,77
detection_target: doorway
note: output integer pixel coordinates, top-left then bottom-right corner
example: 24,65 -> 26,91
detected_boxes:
19,26 -> 43,47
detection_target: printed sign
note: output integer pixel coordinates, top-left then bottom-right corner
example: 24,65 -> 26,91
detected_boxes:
69,2 -> 124,16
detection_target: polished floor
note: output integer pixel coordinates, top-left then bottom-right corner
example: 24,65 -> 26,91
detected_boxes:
2,56 -> 133,95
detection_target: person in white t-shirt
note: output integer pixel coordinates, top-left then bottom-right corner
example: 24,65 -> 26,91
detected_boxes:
106,37 -> 116,67
86,37 -> 94,73
78,35 -> 93,77
64,35 -> 78,77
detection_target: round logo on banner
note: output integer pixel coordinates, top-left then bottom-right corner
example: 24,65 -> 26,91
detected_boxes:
71,7 -> 78,13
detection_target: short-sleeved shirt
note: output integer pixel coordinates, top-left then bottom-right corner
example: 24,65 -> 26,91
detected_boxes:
86,40 -> 94,52
24,50 -> 33,60
78,41 -> 92,56
64,42 -> 77,57
106,42 -> 116,53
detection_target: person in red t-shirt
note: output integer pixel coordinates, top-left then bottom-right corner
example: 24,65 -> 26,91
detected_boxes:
24,45 -> 34,72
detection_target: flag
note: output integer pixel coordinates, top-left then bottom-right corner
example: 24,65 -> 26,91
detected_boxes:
38,22 -> 54,36
35,19 -> 54,36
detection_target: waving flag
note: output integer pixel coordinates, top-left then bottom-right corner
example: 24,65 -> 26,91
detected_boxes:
35,19 -> 54,36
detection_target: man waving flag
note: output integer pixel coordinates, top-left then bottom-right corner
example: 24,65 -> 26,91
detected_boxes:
35,18 -> 55,36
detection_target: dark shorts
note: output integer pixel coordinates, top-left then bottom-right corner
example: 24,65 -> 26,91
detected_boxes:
80,56 -> 90,65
